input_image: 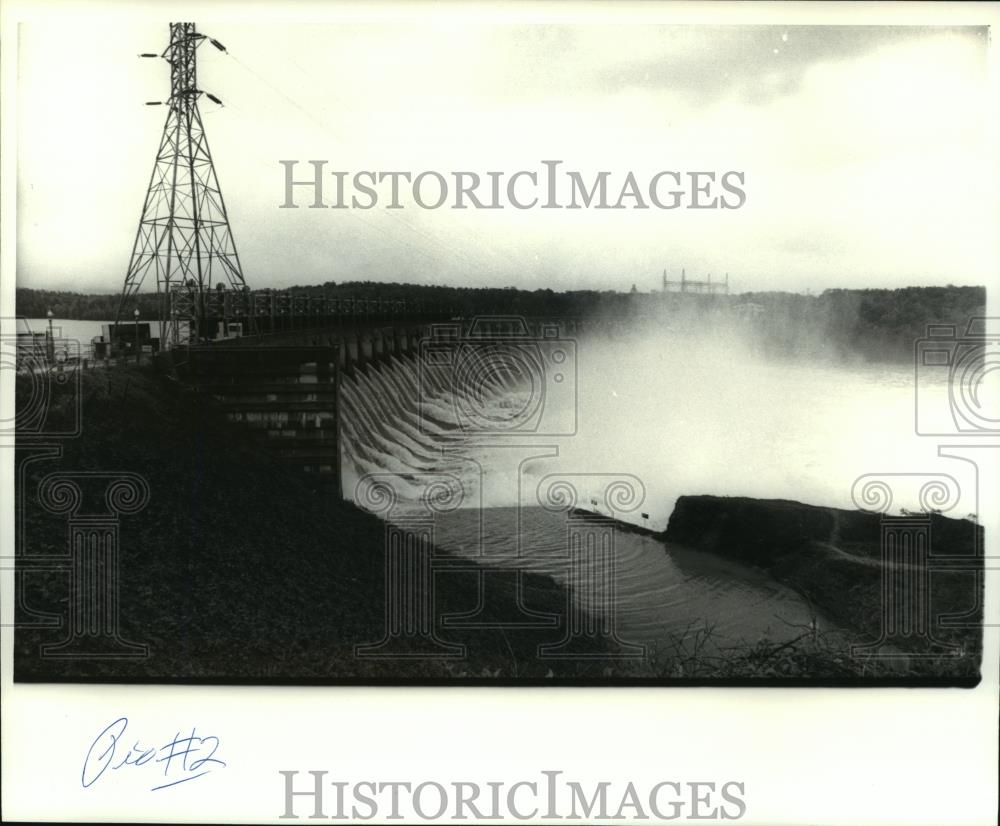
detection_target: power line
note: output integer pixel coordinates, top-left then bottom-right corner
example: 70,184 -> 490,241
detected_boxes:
116,22 -> 247,347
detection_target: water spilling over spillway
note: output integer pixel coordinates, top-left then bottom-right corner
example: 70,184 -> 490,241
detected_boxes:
337,344 -> 833,650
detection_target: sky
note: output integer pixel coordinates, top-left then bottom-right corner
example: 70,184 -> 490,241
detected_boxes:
15,20 -> 995,295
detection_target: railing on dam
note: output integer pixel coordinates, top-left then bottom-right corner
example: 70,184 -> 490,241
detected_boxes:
163,285 -> 455,347
165,324 -> 429,373
160,285 -> 613,349
160,315 -> 596,374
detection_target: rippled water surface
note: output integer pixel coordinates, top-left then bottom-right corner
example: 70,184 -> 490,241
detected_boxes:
426,505 -> 828,649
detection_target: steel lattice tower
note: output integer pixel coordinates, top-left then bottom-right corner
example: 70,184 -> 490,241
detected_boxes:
116,22 -> 247,346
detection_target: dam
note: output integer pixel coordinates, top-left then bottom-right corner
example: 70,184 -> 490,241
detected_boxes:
12,302 -> 986,682
142,311 -> 982,676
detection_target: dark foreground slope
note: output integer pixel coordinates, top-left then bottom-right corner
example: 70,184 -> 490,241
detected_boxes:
14,367 -> 608,682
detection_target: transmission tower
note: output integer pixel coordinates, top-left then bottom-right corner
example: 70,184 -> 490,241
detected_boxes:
115,22 -> 247,347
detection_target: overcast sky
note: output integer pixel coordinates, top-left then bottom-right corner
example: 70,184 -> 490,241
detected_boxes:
16,22 -> 993,294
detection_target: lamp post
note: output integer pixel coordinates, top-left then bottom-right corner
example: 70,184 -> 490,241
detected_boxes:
133,307 -> 140,364
45,308 -> 54,363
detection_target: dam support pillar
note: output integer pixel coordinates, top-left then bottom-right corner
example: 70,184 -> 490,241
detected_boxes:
172,343 -> 344,500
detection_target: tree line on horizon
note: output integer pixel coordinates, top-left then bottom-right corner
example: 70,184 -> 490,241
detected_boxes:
15,283 -> 985,362
739,285 -> 986,361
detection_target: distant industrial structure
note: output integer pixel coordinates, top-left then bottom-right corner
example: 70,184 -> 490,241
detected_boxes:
661,268 -> 730,295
